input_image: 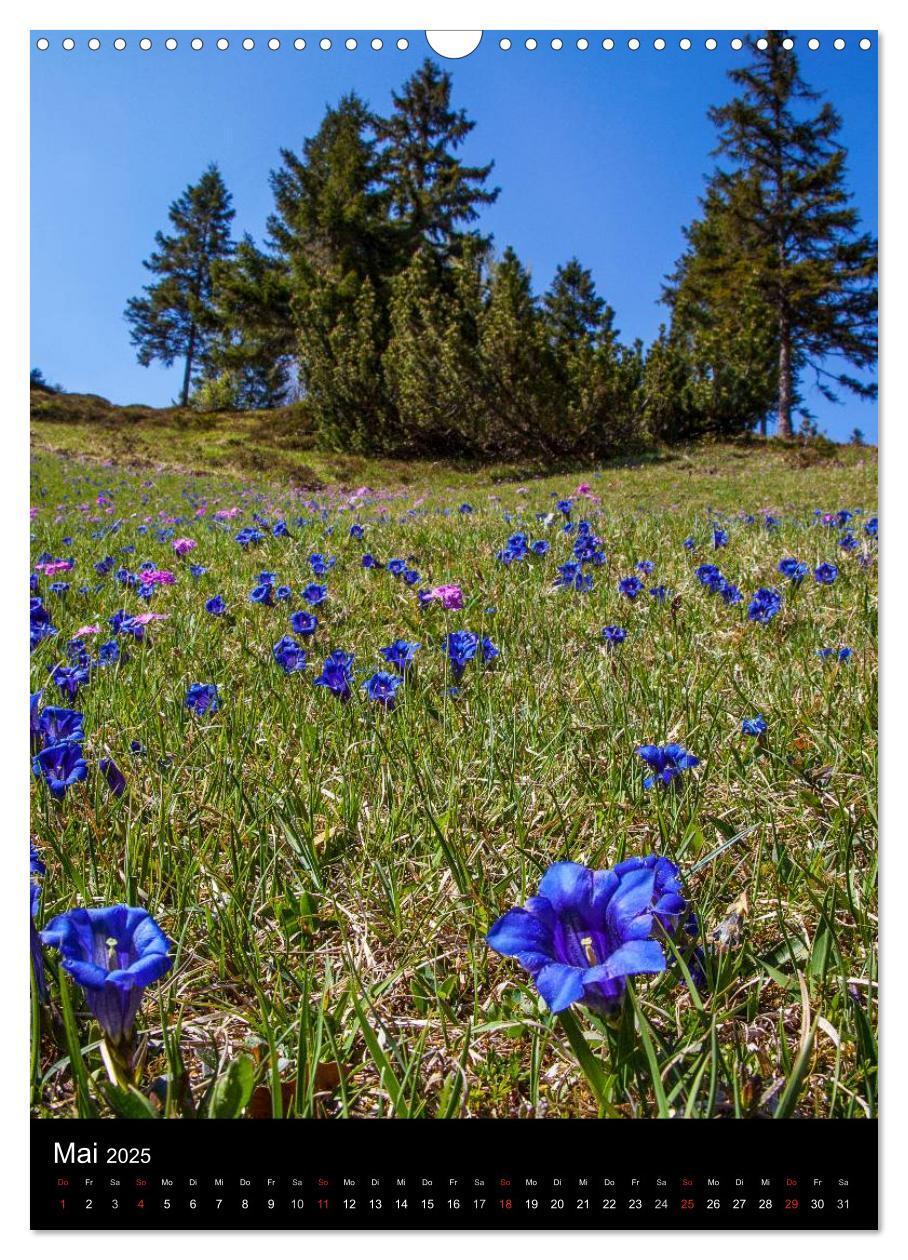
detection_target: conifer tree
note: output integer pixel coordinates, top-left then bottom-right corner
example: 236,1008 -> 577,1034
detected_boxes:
374,59 -> 499,262
669,32 -> 877,437
125,164 -> 235,406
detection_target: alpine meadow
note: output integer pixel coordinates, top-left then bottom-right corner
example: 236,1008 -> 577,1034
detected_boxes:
30,33 -> 877,1124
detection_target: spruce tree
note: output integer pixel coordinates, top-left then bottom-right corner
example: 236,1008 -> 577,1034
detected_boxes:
674,32 -> 877,437
374,59 -> 499,262
207,236 -> 294,408
125,164 -> 235,406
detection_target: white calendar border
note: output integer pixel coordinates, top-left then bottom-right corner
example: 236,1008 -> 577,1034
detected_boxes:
3,1 -> 900,1253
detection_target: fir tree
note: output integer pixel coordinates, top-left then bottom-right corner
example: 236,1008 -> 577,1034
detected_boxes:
125,164 -> 235,406
675,32 -> 877,437
374,59 -> 499,262
208,235 -> 294,408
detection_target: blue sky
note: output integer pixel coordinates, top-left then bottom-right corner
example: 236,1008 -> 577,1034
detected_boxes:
30,30 -> 878,440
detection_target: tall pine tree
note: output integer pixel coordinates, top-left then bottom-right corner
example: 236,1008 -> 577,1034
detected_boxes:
670,32 -> 877,437
125,164 -> 235,406
374,59 -> 499,263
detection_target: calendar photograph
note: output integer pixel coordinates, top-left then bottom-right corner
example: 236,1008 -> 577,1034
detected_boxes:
29,24 -> 878,1230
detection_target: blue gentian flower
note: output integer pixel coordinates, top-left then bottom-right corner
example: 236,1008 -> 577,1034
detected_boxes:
480,636 -> 499,664
289,610 -> 318,636
635,560 -> 655,575
602,625 -> 628,647
302,583 -> 328,606
313,651 -> 354,701
818,646 -> 853,662
459,503 -> 473,514
814,563 -> 839,585
349,524 -> 365,540
555,562 -> 593,591
386,559 -> 407,577
403,568 -> 420,585
40,905 -> 172,1047
235,527 -> 264,548
99,758 -> 127,797
531,540 -> 550,556
272,520 -> 290,538
864,517 -> 878,537
37,706 -> 84,748
249,581 -> 275,606
486,857 -> 689,1013
33,742 -> 88,798
30,690 -> 43,749
273,635 -> 307,674
443,630 -> 479,678
185,683 -> 219,715
649,585 -> 669,602
618,576 -> 644,600
747,588 -> 782,623
683,537 -> 697,551
379,639 -> 421,673
205,595 -> 227,616
98,640 -> 121,665
51,664 -> 90,699
713,528 -> 729,549
363,670 -> 404,708
275,585 -> 292,601
719,580 -> 743,605
741,716 -> 767,737
361,553 -> 382,569
189,564 -> 207,578
838,533 -> 859,552
778,558 -> 809,584
636,743 -> 700,789
30,844 -> 46,999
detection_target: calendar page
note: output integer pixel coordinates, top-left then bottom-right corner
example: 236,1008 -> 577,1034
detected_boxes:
28,25 -> 878,1232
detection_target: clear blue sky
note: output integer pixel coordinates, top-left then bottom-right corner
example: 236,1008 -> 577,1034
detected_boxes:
30,30 -> 878,441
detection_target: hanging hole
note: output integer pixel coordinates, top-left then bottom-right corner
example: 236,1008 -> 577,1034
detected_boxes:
397,38 -> 409,50
371,38 -> 383,50
165,38 -> 178,51
679,38 -> 691,51
654,38 -> 666,51
191,38 -> 203,51
269,38 -> 281,51
576,38 -> 589,51
217,38 -> 229,50
62,37 -> 75,50
705,38 -> 718,51
139,38 -> 152,51
425,31 -> 482,58
294,38 -> 306,51
602,38 -> 614,50
114,38 -> 126,51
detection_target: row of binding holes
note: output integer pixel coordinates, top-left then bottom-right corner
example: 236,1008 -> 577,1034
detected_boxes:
37,35 -> 874,52
38,36 -> 411,51
504,35 -> 872,51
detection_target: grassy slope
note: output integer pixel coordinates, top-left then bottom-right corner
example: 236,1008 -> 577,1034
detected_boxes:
30,404 -> 877,1121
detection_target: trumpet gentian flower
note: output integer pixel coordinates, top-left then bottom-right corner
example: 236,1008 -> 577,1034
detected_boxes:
443,630 -> 479,678
818,646 -> 853,661
363,670 -> 403,708
289,610 -> 318,636
40,905 -> 172,1046
741,716 -> 767,736
302,583 -> 328,606
37,706 -> 85,748
205,595 -> 226,616
814,563 -> 839,585
486,857 -> 688,1013
747,588 -> 782,623
33,741 -> 88,797
273,635 -> 307,673
314,651 -> 354,701
185,683 -> 219,715
379,639 -> 421,673
99,757 -> 127,797
778,557 -> 808,584
618,576 -> 644,600
602,625 -> 627,647
636,743 -> 700,789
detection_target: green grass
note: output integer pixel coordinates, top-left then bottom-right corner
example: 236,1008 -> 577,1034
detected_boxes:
30,436 -> 877,1120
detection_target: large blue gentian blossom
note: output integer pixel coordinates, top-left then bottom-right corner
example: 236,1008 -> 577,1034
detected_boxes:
33,742 -> 88,798
314,650 -> 355,701
40,905 -> 172,1046
487,857 -> 688,1013
379,639 -> 421,673
185,683 -> 220,715
273,635 -> 307,674
36,706 -> 85,748
636,743 -> 700,789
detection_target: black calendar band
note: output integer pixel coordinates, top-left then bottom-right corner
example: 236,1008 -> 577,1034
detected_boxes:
31,1117 -> 878,1230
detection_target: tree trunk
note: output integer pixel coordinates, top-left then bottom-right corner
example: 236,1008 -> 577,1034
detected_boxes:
777,312 -> 793,439
181,324 -> 197,407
